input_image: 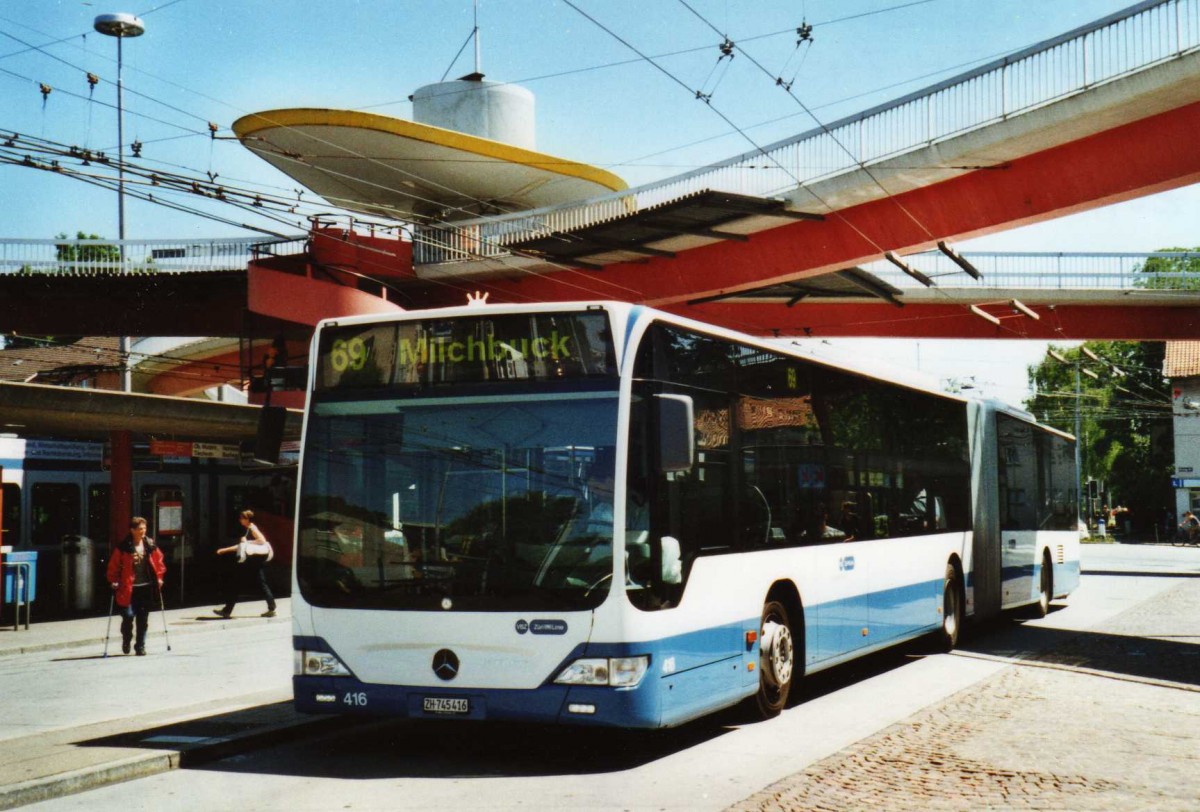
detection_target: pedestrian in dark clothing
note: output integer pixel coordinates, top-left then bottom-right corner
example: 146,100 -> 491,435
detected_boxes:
213,510 -> 277,618
107,517 -> 166,656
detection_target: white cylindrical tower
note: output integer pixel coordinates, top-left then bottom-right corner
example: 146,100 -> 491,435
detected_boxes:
412,76 -> 535,149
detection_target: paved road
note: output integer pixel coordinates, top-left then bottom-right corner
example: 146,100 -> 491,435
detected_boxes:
16,543 -> 1200,811
734,543 -> 1200,811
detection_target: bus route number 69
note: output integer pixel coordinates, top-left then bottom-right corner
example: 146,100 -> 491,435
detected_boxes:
343,691 -> 368,707
330,338 -> 369,373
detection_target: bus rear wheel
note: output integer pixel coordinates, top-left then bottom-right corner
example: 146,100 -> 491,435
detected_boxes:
754,600 -> 794,718
937,563 -> 963,652
1035,551 -> 1053,618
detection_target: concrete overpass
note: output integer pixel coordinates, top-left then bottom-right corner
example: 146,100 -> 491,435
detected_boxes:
686,251 -> 1200,339
394,0 -> 1200,335
4,1 -> 1200,349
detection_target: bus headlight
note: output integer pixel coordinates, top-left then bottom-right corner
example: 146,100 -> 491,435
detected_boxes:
554,655 -> 649,688
296,650 -> 351,677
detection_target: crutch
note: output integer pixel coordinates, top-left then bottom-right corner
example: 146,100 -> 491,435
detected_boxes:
103,593 -> 114,658
157,584 -> 172,652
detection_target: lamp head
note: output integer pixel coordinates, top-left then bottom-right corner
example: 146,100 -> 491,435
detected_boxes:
93,13 -> 145,38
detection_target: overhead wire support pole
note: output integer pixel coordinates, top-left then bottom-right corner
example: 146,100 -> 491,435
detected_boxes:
1050,349 -> 1085,523
1074,362 -> 1083,524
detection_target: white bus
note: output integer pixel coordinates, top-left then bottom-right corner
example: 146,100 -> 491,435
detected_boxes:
292,301 -> 1080,727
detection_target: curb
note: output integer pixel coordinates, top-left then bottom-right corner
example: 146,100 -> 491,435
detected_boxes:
0,614 -> 289,659
0,713 -> 347,811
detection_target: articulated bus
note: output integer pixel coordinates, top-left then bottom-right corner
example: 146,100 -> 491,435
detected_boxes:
292,302 -> 1080,728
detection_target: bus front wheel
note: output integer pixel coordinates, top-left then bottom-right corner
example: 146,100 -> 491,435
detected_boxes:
755,600 -> 794,718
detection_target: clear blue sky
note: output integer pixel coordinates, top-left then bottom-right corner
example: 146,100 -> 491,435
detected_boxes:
1,0 -> 1194,403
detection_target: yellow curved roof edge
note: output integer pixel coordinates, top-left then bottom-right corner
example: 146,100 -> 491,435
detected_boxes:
232,107 -> 627,193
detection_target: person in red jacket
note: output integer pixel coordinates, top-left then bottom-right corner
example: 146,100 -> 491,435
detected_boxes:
107,516 -> 167,656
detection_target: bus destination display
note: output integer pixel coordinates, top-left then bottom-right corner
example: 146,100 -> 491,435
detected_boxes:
316,312 -> 616,390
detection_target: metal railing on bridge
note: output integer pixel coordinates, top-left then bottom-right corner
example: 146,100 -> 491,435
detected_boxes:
414,0 -> 1200,266
0,236 -> 306,275
866,251 -> 1200,292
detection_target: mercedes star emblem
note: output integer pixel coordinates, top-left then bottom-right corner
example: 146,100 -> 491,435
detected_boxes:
432,648 -> 459,681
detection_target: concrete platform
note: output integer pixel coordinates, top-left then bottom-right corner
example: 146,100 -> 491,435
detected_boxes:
0,599 -> 342,810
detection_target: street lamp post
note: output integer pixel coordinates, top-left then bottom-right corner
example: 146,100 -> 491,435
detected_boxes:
93,12 -> 144,392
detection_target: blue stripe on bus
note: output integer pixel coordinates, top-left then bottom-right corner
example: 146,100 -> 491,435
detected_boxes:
1000,559 -> 1082,605
1052,559 -> 1081,596
293,575 -> 963,728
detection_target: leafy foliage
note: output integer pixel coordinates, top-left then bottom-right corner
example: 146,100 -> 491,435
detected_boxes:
1026,341 -> 1171,527
1132,247 -> 1200,290
54,231 -> 121,267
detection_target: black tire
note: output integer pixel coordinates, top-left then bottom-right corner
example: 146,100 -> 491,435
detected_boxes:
937,562 -> 963,652
754,599 -> 795,718
1034,551 -> 1053,618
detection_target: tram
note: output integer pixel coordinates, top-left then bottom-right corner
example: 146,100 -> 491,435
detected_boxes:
0,436 -> 295,614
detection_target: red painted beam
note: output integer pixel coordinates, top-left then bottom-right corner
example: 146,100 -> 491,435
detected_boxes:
248,262 -> 404,326
464,100 -> 1200,308
676,301 -> 1200,340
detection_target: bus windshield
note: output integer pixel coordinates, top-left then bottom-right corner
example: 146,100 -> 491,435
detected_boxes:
297,388 -> 619,612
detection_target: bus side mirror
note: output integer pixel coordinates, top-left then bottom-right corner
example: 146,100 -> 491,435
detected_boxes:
655,394 -> 694,473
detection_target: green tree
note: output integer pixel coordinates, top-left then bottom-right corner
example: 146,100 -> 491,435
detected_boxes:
1026,341 -> 1172,530
54,231 -> 120,271
1133,247 -> 1200,290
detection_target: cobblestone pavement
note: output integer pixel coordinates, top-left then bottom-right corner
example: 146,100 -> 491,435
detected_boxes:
728,579 -> 1200,811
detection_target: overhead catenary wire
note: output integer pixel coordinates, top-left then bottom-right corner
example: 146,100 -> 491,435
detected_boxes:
559,1 -> 1027,339
0,0 -> 1149,334
2,0 -> 995,210
674,1 -> 1047,339
0,127 -> 633,307
3,0 -> 978,254
355,0 -> 942,112
0,19 -> 570,232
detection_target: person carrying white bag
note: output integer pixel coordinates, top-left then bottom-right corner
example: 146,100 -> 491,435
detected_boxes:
213,509 -> 277,618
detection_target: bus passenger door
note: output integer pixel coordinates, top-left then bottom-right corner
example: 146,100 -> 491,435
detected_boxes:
809,542 -> 869,663
1002,531 -> 1036,606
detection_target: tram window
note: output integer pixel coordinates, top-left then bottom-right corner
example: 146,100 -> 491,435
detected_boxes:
88,485 -> 110,546
32,483 -> 81,546
2,483 -> 20,546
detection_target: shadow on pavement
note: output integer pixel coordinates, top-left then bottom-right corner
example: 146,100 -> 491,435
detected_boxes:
176,646 -> 937,781
960,619 -> 1200,688
74,702 -> 341,764
87,592 -> 1199,783
190,715 -> 734,779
